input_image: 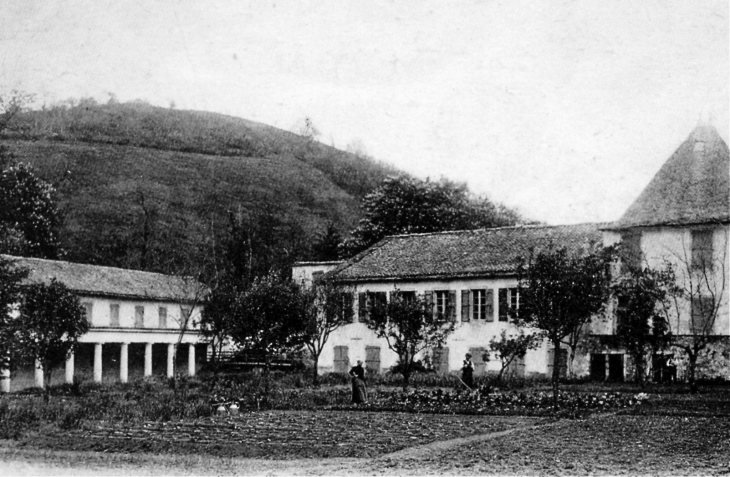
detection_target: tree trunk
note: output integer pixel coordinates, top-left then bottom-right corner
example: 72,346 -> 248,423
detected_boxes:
688,351 -> 698,394
551,339 -> 561,408
312,352 -> 320,386
43,365 -> 51,403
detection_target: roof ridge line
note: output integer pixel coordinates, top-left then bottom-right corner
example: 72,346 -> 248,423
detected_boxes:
383,222 -> 606,240
1,254 -> 181,279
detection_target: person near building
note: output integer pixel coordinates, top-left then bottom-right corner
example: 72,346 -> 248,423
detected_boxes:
666,356 -> 677,383
349,360 -> 368,404
461,353 -> 474,389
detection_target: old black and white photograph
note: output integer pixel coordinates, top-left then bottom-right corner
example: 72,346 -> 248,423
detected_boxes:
0,0 -> 728,475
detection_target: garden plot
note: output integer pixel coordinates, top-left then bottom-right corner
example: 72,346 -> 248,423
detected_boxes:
24,411 -> 546,459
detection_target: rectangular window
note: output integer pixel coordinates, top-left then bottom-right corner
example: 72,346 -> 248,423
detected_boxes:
472,290 -> 488,320
508,288 -> 520,318
620,231 -> 642,271
158,306 -> 167,328
109,304 -> 120,327
82,302 -> 93,325
399,291 -> 416,305
134,306 -> 144,328
435,290 -> 450,320
691,229 -> 713,270
691,296 -> 715,333
338,293 -> 354,322
180,306 -> 192,326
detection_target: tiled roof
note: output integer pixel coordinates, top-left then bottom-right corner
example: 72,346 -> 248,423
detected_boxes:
331,223 -> 603,281
609,124 -> 730,229
2,255 -> 205,302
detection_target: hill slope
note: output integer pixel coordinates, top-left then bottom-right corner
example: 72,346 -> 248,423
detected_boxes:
2,101 -> 400,274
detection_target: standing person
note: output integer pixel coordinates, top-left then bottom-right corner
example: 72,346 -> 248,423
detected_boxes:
666,356 -> 677,383
461,353 -> 474,389
349,360 -> 368,404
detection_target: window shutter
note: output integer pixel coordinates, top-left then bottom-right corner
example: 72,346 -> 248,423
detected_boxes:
83,302 -> 93,325
158,306 -> 167,328
357,292 -> 367,322
424,291 -> 434,319
109,304 -> 119,327
498,288 -> 508,321
547,348 -> 555,375
134,306 -> 144,328
344,293 -> 354,323
448,291 -> 457,322
460,290 -> 470,322
485,289 -> 494,322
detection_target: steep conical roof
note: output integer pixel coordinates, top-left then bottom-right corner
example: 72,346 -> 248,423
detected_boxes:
611,124 -> 730,229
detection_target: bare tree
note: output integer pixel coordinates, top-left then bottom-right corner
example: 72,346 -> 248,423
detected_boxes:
152,265 -> 208,389
665,226 -> 728,393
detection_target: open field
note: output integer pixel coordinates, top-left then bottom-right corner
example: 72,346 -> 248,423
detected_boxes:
1,377 -> 729,475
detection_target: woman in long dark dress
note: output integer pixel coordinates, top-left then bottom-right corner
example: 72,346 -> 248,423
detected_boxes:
349,360 -> 368,404
462,353 -> 474,389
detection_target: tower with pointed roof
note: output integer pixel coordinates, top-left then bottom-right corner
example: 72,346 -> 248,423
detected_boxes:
601,123 -> 730,382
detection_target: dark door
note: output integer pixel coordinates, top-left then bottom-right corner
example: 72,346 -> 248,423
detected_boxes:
608,354 -> 624,382
590,354 -> 607,381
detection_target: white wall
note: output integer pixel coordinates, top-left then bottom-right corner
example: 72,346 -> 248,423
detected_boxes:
317,277 -> 555,376
77,295 -> 204,345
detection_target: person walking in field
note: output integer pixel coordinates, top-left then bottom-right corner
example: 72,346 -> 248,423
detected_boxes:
349,360 -> 368,404
461,353 -> 474,389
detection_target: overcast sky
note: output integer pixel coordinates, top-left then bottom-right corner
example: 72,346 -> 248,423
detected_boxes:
1,0 -> 727,224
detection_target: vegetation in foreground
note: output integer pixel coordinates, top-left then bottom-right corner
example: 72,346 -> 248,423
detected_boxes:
0,373 -> 728,475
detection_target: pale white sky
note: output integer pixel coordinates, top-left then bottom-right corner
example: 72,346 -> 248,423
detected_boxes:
1,0 -> 728,224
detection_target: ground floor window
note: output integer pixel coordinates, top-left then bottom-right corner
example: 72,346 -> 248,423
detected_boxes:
590,353 -> 624,382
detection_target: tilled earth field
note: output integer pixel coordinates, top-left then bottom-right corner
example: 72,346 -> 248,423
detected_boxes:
20,410 -> 547,459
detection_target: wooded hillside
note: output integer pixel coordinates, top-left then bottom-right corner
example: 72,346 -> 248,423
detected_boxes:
1,100 -> 399,274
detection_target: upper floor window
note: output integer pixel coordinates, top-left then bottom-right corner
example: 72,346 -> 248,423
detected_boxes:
472,289 -> 493,321
158,306 -> 167,328
620,231 -> 642,271
498,288 -> 518,321
691,229 -> 713,271
435,290 -> 449,318
691,296 -> 715,334
134,306 -> 145,328
181,306 -> 192,326
109,304 -> 120,327
433,290 -> 455,321
82,302 -> 93,325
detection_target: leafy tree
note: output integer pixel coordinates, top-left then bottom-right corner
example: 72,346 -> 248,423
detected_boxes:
229,271 -> 307,371
301,279 -> 354,385
0,162 -> 62,259
612,265 -> 676,384
366,289 -> 455,389
340,176 -> 523,257
14,279 -> 88,399
0,256 -> 28,372
224,208 -> 307,288
515,245 -> 612,406
311,223 -> 343,261
487,330 -> 542,384
199,280 -> 237,366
